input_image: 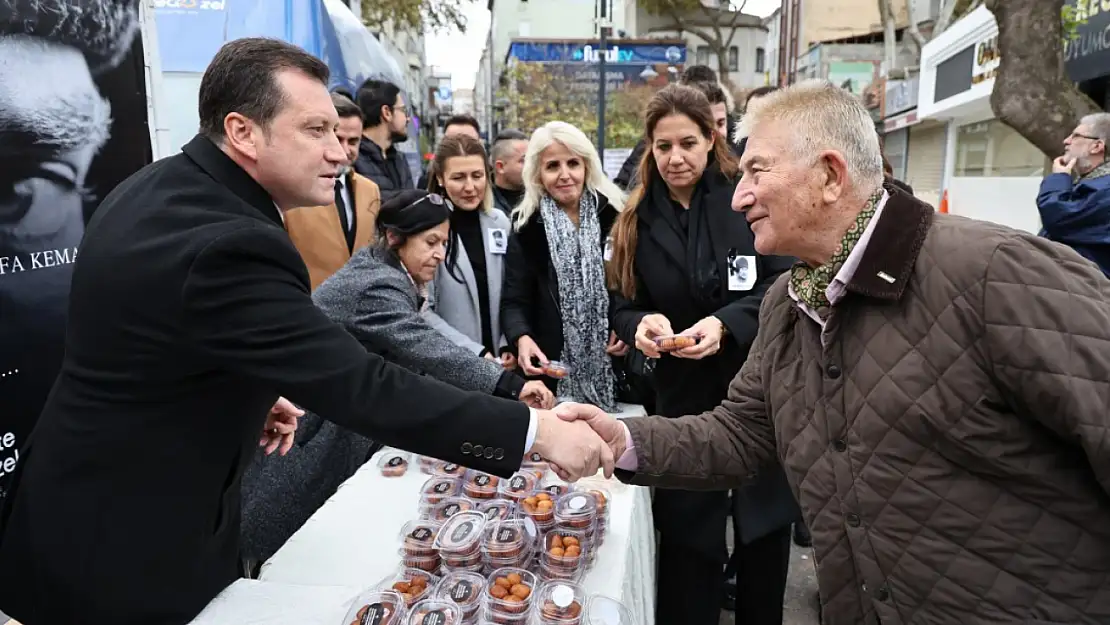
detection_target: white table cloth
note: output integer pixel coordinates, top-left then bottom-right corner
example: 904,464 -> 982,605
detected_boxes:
188,580 -> 362,624
260,402 -> 654,624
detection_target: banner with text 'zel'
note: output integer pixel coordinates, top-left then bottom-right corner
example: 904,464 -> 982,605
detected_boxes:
0,0 -> 152,499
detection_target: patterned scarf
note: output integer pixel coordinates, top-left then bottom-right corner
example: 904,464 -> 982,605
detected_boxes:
1078,160 -> 1110,183
541,190 -> 617,411
790,190 -> 884,314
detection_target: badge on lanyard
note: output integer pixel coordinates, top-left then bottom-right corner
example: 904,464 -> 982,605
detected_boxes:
488,228 -> 508,254
726,249 -> 757,291
603,237 -> 613,262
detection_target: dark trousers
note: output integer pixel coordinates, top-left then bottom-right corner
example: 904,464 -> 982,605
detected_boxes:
656,525 -> 792,625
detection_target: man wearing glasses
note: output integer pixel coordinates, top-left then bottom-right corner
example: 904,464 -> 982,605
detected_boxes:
1036,113 -> 1110,277
354,79 -> 415,202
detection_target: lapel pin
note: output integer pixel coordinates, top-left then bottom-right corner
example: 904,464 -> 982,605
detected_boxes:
877,271 -> 896,284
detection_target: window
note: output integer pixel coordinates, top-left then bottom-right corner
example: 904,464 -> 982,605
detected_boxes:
755,47 -> 765,73
882,129 -> 908,180
696,46 -> 710,66
728,47 -> 739,72
954,119 -> 1049,177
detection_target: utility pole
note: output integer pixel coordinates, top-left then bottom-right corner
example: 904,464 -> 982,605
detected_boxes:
596,0 -> 608,160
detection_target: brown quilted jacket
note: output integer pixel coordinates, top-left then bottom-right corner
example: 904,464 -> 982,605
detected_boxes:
622,192 -> 1110,624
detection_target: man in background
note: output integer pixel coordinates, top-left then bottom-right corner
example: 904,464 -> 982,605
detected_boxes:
416,113 -> 482,190
284,91 -> 381,289
1035,112 -> 1110,277
354,78 -> 413,201
490,129 -> 528,215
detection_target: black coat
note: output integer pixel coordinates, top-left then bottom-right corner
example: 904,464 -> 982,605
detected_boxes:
609,168 -> 800,560
500,194 -> 618,366
353,139 -> 414,202
0,136 -> 530,625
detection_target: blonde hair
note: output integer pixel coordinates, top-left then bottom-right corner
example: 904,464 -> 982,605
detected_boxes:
512,121 -> 626,230
738,79 -> 884,194
427,134 -> 495,214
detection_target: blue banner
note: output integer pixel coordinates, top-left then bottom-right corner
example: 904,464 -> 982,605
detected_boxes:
508,40 -> 686,65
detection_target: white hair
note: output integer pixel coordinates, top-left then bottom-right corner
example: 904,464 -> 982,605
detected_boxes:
512,121 -> 626,230
738,79 -> 884,194
1079,112 -> 1110,145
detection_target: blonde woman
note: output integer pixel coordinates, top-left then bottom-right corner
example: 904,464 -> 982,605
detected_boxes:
500,121 -> 629,410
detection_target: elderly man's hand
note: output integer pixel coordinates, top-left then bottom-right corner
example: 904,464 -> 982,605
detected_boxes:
261,397 -> 302,456
1053,156 -> 1077,175
520,381 -> 555,409
553,402 -> 629,465
530,408 -> 615,481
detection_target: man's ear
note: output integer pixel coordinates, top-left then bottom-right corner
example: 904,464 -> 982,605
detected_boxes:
224,113 -> 259,161
817,149 -> 850,204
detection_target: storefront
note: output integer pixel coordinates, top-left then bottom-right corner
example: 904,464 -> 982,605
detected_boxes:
1065,0 -> 1110,106
917,5 -> 1048,234
881,75 -> 948,207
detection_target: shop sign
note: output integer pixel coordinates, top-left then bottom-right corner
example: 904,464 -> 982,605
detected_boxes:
972,35 -> 1000,85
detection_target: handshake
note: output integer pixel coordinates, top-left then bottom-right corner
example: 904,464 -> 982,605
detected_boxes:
527,403 -> 631,482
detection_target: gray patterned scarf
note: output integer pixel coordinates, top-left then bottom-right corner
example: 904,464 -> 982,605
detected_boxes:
541,190 -> 617,411
1078,160 -> 1110,183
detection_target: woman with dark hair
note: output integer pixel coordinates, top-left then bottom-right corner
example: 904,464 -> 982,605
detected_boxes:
424,135 -> 516,368
607,84 -> 800,625
239,190 -> 552,568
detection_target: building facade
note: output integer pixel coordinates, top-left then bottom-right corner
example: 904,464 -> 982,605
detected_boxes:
917,4 -> 1048,234
764,8 -> 780,86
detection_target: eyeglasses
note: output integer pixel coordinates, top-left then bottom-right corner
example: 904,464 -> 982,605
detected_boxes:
401,192 -> 454,212
1069,131 -> 1101,142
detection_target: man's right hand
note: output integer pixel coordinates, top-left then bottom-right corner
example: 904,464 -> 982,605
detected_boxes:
553,402 -> 629,462
529,407 -> 614,481
635,314 -> 674,358
1053,156 -> 1077,175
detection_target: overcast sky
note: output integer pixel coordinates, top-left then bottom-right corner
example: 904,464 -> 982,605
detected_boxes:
426,0 -> 783,90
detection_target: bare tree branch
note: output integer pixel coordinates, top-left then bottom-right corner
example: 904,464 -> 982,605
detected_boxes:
878,0 -> 898,75
933,0 -> 960,34
904,0 -> 928,53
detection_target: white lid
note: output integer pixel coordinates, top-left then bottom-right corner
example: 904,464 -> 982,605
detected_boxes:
568,495 -> 588,511
550,584 -> 574,608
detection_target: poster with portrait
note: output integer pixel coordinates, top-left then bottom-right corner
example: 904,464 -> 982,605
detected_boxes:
0,0 -> 152,499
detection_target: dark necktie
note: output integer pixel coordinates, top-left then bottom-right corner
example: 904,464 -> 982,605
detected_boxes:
334,179 -> 354,252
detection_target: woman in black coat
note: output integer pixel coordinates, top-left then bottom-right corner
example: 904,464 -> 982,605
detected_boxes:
500,121 -> 631,410
607,84 -> 801,625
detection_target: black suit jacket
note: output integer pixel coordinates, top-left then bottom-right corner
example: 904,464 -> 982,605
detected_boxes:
500,194 -> 618,366
609,169 -> 800,558
0,136 -> 529,625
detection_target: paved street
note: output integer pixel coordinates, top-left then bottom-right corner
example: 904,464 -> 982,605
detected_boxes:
719,523 -> 821,625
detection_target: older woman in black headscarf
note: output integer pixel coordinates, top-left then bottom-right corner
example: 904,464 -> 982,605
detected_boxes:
238,190 -> 553,570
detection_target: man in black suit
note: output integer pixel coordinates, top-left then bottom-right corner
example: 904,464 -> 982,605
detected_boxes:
0,38 -> 611,625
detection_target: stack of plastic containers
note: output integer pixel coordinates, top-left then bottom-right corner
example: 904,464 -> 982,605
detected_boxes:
434,570 -> 486,624
477,499 -> 516,523
461,470 -> 500,500
497,471 -> 537,505
535,581 -> 588,625
381,567 -> 441,609
553,493 -> 598,569
481,518 -> 535,573
517,491 -> 556,534
520,453 -> 549,480
417,455 -> 440,475
340,589 -> 407,625
570,485 -> 610,545
429,496 -> 478,523
419,476 -> 462,517
434,511 -> 487,574
406,598 -> 462,625
536,528 -> 589,582
483,567 -> 538,624
429,460 -> 469,479
378,450 -> 411,478
399,520 -> 443,573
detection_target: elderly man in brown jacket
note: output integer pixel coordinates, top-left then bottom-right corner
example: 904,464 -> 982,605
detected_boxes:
559,80 -> 1110,624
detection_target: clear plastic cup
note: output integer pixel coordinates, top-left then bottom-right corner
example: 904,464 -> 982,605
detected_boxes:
406,598 -> 462,625
652,333 -> 701,352
519,460 -> 548,481
378,450 -> 412,478
569,486 -> 610,516
418,455 -> 440,475
538,479 -> 570,500
482,519 -> 531,559
484,567 -> 538,619
536,559 -> 582,583
477,499 -> 516,523
540,529 -> 587,574
498,472 -> 538,503
434,570 -> 485,620
584,595 -> 633,625
340,589 -> 407,625
400,551 -> 442,573
554,493 -> 597,530
382,567 -> 440,608
400,520 -> 442,557
429,460 -> 468,479
429,497 -> 478,524
440,561 -> 485,576
461,470 -> 500,500
433,511 -> 487,569
519,491 -> 556,524
535,581 -> 587,625
420,476 -> 462,511
543,361 -> 572,379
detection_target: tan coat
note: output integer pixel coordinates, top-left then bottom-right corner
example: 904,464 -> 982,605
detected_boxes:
621,190 -> 1110,624
284,172 -> 380,290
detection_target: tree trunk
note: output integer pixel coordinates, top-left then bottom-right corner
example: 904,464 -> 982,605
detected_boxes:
713,44 -> 734,91
984,0 -> 1101,157
878,0 -> 898,74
